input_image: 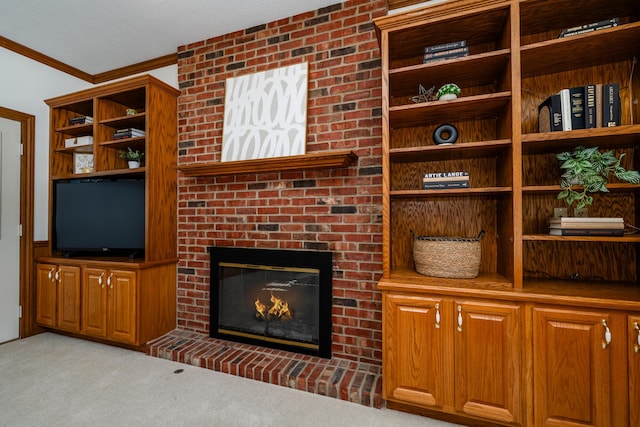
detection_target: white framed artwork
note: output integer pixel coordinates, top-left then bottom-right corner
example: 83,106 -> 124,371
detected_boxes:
222,62 -> 308,162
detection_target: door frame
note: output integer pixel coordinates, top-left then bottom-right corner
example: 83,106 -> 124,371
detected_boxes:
0,107 -> 37,338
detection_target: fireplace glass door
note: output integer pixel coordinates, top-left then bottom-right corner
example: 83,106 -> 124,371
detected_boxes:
210,247 -> 332,358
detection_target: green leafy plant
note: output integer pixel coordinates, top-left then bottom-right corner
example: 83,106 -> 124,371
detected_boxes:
119,147 -> 144,162
557,145 -> 640,209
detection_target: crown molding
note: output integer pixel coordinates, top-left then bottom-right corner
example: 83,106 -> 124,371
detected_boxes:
0,36 -> 177,84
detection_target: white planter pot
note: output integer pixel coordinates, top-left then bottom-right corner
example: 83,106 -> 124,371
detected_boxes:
438,93 -> 458,101
128,161 -> 141,169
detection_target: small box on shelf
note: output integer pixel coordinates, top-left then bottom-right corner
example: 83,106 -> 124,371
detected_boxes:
65,136 -> 93,148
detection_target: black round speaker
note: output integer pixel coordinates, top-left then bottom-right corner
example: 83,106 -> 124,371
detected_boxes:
432,124 -> 458,145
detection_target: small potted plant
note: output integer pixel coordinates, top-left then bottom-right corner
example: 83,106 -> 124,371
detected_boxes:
436,83 -> 461,101
120,147 -> 144,168
557,145 -> 640,209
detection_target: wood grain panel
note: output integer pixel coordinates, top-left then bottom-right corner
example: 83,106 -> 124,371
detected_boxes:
454,300 -> 522,423
383,293 -> 450,408
56,265 -> 81,332
533,308 -> 627,426
138,262 -> 177,344
630,315 -> 640,427
391,197 -> 499,274
523,240 -> 637,282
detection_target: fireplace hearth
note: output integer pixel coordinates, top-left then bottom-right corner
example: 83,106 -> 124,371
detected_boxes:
209,247 -> 332,358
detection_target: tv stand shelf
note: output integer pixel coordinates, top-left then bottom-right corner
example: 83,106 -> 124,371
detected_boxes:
38,75 -> 179,349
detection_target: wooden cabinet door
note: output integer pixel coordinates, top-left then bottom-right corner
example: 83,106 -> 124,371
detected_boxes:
630,315 -> 640,427
107,269 -> 137,344
36,263 -> 57,327
534,307 -> 627,427
82,268 -> 108,338
55,265 -> 81,332
454,300 -> 522,424
383,293 -> 450,409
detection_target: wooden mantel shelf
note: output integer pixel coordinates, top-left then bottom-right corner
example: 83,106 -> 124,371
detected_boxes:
178,150 -> 358,177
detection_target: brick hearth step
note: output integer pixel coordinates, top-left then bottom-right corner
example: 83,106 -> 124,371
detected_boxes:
146,330 -> 383,408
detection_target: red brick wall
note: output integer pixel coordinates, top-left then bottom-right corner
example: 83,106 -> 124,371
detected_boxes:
176,0 -> 386,364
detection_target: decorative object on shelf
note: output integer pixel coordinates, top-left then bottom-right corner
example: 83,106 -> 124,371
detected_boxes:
120,147 -> 144,168
65,136 -> 93,148
222,62 -> 308,162
411,230 -> 484,279
432,123 -> 458,145
410,84 -> 436,103
436,83 -> 460,100
125,108 -> 138,116
73,153 -> 94,174
557,145 -> 640,209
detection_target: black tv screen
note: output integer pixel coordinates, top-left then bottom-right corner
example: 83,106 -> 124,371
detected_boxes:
53,178 -> 145,257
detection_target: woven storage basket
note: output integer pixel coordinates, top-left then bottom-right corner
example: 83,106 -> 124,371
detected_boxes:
411,230 -> 484,279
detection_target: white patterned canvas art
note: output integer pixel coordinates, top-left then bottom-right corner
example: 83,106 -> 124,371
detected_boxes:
222,62 -> 308,162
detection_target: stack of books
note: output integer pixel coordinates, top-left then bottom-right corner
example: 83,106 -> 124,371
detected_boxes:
423,40 -> 468,64
538,83 -> 620,132
69,116 -> 93,126
558,18 -> 619,38
548,217 -> 625,236
113,128 -> 145,139
422,171 -> 469,189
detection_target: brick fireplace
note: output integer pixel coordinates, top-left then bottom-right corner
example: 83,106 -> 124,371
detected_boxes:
150,0 -> 387,407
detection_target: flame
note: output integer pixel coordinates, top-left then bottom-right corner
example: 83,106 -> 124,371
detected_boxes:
254,293 -> 292,320
255,298 -> 267,320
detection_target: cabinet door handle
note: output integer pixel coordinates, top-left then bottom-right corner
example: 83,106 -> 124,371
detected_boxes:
107,273 -> 114,288
601,319 -> 612,349
634,321 -> 640,354
434,303 -> 440,329
54,268 -> 61,282
47,267 -> 55,281
457,306 -> 463,332
98,272 -> 105,288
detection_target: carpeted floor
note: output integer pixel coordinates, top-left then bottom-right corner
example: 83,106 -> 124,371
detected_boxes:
0,333 -> 460,427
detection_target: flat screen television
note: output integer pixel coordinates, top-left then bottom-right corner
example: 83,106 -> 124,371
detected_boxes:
53,178 -> 145,258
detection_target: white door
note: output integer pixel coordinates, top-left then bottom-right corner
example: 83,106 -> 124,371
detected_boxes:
0,117 -> 21,343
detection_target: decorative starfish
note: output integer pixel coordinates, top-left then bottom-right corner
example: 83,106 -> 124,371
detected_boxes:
410,84 -> 435,103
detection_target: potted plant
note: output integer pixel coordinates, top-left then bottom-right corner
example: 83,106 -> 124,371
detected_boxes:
557,145 -> 640,209
120,147 -> 144,168
436,83 -> 461,100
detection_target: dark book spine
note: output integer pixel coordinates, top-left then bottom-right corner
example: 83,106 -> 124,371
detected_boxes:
423,47 -> 469,63
551,94 -> 563,131
424,40 -> 466,54
423,171 -> 469,179
559,18 -> 619,38
584,84 -> 596,128
423,180 -> 470,190
552,228 -> 624,236
602,83 -> 620,127
569,86 -> 585,130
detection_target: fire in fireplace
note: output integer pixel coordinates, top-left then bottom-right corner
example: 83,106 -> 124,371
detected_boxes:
209,247 -> 332,358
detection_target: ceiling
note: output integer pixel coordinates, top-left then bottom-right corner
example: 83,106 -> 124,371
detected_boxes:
0,0 -> 342,79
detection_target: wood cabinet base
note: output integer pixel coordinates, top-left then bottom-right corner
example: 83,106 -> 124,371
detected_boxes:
36,257 -> 176,348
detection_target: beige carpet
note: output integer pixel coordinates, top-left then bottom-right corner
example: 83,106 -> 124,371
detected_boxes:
0,333 -> 460,427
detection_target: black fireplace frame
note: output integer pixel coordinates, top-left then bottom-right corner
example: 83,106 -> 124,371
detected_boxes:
208,246 -> 333,358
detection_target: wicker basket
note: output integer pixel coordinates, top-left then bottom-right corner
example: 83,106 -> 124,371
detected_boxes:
411,230 -> 484,279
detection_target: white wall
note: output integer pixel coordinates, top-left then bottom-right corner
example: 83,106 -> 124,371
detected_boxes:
0,47 -> 178,240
